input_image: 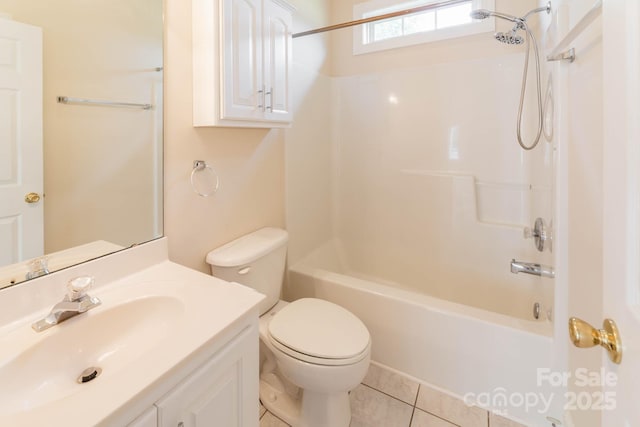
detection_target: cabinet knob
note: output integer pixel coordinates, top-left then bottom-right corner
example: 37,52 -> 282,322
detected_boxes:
178,422 -> 184,427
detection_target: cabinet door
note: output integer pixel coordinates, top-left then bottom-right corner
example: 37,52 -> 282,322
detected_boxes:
156,325 -> 259,427
221,0 -> 264,121
127,406 -> 158,427
262,0 -> 293,123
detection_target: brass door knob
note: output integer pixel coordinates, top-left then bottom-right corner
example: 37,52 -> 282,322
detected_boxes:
24,192 -> 41,204
568,317 -> 622,364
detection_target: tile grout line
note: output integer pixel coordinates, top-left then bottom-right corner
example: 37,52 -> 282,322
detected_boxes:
265,409 -> 291,427
411,384 -> 465,427
407,383 -> 420,427
360,382 -> 418,407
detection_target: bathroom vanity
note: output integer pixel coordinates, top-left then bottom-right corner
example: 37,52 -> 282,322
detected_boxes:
0,238 -> 264,427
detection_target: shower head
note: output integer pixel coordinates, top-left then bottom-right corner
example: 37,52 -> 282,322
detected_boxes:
471,3 -> 550,151
494,29 -> 524,45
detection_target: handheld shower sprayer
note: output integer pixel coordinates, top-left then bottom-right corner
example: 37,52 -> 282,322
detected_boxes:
470,9 -> 521,23
470,3 -> 550,25
470,2 -> 552,150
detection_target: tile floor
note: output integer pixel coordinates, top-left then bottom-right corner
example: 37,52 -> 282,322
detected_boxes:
259,362 -> 528,427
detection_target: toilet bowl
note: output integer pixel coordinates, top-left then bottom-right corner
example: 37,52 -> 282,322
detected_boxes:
206,228 -> 371,427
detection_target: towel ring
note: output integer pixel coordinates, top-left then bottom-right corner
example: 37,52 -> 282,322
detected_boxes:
191,160 -> 220,197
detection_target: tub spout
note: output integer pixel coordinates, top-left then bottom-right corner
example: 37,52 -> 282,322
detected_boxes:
510,259 -> 555,278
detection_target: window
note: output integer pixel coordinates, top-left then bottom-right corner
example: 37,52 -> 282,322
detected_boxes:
353,0 -> 495,55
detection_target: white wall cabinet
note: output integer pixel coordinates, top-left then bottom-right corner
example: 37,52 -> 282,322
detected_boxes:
193,0 -> 294,128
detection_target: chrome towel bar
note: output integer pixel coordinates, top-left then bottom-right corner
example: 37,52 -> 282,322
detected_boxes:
57,96 -> 152,110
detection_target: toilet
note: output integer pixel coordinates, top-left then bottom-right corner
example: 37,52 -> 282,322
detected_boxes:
206,228 -> 371,427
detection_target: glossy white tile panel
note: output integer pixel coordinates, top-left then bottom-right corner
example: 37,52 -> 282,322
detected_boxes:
330,52 -> 546,315
415,385 -> 488,427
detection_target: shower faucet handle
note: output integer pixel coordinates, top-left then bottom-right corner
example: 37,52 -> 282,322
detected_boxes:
524,217 -> 551,252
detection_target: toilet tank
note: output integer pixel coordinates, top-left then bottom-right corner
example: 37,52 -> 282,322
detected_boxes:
206,228 -> 288,315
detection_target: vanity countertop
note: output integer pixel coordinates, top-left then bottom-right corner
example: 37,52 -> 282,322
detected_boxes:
0,238 -> 264,426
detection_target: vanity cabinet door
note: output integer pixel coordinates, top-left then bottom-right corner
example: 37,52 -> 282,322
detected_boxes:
127,406 -> 158,427
155,325 -> 259,427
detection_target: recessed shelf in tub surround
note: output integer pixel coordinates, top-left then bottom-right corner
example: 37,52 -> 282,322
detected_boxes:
400,170 -> 552,228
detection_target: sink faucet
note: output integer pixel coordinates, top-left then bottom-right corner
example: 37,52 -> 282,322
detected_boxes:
32,276 -> 101,332
510,259 -> 555,278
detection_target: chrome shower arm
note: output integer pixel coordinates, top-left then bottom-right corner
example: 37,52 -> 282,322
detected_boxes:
522,2 -> 552,20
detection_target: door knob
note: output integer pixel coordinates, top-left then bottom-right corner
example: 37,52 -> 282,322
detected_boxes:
568,317 -> 622,364
24,192 -> 41,204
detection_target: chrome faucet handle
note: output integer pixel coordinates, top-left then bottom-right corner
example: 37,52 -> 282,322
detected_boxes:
523,217 -> 551,252
66,276 -> 95,301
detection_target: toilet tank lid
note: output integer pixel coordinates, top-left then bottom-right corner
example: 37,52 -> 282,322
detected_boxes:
206,227 -> 288,267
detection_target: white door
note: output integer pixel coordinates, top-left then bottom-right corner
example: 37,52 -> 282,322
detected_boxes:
0,18 -> 43,266
564,1 -> 640,425
600,0 -> 640,425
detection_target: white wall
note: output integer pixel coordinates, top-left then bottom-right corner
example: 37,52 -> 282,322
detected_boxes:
165,0 -> 330,274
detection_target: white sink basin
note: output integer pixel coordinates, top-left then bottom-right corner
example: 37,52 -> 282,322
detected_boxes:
0,295 -> 184,414
0,254 -> 264,426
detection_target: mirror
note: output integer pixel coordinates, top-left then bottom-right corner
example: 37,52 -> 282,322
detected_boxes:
0,0 -> 163,289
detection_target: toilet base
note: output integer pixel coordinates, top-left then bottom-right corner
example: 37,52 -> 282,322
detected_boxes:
260,372 -> 300,426
260,371 -> 351,427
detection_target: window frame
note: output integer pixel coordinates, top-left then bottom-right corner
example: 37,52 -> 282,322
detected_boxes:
352,0 -> 496,55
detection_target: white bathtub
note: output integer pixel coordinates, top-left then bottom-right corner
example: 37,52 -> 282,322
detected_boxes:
286,242 -> 562,426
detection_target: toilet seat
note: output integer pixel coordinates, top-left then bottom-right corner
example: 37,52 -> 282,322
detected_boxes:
268,298 -> 370,366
